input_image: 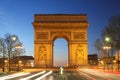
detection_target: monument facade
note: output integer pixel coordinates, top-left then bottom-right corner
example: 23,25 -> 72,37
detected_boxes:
32,14 -> 89,67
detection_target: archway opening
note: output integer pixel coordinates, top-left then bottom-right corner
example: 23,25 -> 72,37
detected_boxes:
54,38 -> 68,67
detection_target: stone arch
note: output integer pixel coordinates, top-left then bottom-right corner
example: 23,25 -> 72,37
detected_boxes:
51,32 -> 70,42
53,38 -> 68,67
51,32 -> 70,67
33,14 -> 89,68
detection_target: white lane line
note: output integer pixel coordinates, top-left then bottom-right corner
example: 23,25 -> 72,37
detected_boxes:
0,72 -> 30,80
20,71 -> 46,80
35,71 -> 52,80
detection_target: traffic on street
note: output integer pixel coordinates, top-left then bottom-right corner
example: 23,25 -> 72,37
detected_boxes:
0,68 -> 120,80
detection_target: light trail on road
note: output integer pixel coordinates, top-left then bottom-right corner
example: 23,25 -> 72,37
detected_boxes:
35,71 -> 53,80
0,72 -> 30,80
20,71 -> 46,80
77,70 -> 96,80
79,69 -> 116,80
1,69 -> 120,80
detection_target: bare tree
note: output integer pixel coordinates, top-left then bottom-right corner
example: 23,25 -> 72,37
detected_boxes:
0,33 -> 24,72
94,38 -> 105,58
95,15 -> 120,71
0,36 -> 6,72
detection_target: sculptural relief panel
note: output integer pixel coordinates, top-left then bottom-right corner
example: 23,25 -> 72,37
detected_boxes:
38,45 -> 47,63
73,32 -> 86,40
75,44 -> 84,65
36,32 -> 49,39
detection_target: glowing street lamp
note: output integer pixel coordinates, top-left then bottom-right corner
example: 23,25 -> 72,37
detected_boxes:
103,46 -> 111,50
113,60 -> 116,63
31,62 -> 34,67
103,37 -> 111,70
16,45 -> 23,49
12,37 -> 16,41
19,60 -> 22,63
105,37 -> 110,42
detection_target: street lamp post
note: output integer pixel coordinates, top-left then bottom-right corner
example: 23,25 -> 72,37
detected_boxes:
113,60 -> 117,71
117,51 -> 120,71
103,46 -> 111,70
16,45 -> 23,71
4,60 -> 8,72
1,45 -> 5,72
8,36 -> 17,72
103,37 -> 111,71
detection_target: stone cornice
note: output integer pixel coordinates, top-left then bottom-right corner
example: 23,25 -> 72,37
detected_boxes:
35,14 -> 87,16
33,14 -> 88,23
69,41 -> 88,44
33,22 -> 89,29
33,21 -> 88,23
34,40 -> 52,44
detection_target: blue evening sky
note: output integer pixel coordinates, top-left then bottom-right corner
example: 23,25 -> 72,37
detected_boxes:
0,0 -> 120,66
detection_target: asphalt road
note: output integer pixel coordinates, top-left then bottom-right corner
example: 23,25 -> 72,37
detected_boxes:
0,69 -> 120,80
5,70 -> 88,80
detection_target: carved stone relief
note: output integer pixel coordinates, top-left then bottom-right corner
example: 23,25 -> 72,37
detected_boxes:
38,45 -> 47,62
51,31 -> 71,39
73,32 -> 85,40
75,44 -> 84,64
36,32 -> 48,39
50,31 -> 57,37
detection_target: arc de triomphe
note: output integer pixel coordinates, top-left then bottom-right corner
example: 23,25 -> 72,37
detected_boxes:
32,14 -> 89,68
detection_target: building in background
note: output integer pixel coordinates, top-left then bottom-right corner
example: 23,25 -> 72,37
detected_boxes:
0,56 -> 34,71
88,54 -> 98,66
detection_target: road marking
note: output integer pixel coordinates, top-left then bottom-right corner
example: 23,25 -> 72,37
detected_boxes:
35,71 -> 52,80
20,71 -> 46,80
0,72 -> 30,80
